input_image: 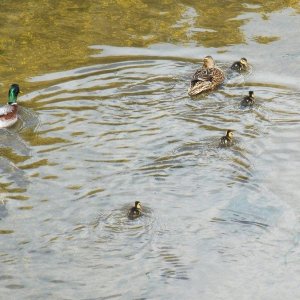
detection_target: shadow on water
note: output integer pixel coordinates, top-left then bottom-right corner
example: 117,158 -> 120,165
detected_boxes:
0,202 -> 8,220
0,107 -> 39,196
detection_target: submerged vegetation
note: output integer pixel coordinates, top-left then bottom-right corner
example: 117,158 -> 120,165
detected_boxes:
0,0 -> 299,86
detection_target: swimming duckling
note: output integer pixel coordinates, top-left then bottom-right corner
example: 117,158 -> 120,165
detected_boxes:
0,84 -> 21,128
188,56 -> 225,96
231,57 -> 249,72
241,91 -> 255,107
220,130 -> 234,147
128,201 -> 142,220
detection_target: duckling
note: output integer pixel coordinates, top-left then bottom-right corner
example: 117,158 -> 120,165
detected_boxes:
241,91 -> 255,107
220,130 -> 234,147
188,56 -> 225,96
128,201 -> 142,220
0,84 -> 21,128
231,57 -> 249,72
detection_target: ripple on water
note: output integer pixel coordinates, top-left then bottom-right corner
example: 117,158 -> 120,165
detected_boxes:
0,157 -> 29,190
18,106 -> 40,131
92,204 -> 156,245
1,47 -> 300,299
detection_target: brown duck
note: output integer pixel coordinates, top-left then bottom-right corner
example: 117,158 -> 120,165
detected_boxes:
188,56 -> 225,96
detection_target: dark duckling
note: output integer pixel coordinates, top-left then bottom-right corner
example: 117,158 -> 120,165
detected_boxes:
188,56 -> 225,96
220,130 -> 234,147
128,201 -> 142,220
231,57 -> 249,72
241,91 -> 255,107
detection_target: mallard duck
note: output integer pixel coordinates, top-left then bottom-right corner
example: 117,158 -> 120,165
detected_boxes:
220,130 -> 234,147
128,201 -> 142,220
0,84 -> 21,128
231,57 -> 249,72
188,56 -> 225,96
241,91 -> 255,107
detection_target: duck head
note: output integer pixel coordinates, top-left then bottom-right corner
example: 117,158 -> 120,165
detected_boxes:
8,84 -> 20,105
226,130 -> 234,140
240,57 -> 248,67
249,91 -> 254,97
203,56 -> 215,68
135,201 -> 142,210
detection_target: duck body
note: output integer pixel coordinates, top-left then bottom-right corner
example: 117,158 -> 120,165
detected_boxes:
231,57 -> 249,73
241,91 -> 255,107
188,56 -> 225,96
0,104 -> 18,128
220,130 -> 234,147
0,84 -> 20,128
128,201 -> 142,220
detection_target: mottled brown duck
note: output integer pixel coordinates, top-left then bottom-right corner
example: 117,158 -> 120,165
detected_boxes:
188,56 -> 225,96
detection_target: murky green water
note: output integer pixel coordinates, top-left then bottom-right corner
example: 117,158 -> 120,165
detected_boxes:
1,1 -> 300,299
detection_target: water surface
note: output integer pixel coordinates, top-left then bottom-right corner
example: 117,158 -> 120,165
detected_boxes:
1,1 -> 300,299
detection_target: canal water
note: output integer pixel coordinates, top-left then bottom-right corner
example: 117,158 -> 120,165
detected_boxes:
0,1 -> 300,299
